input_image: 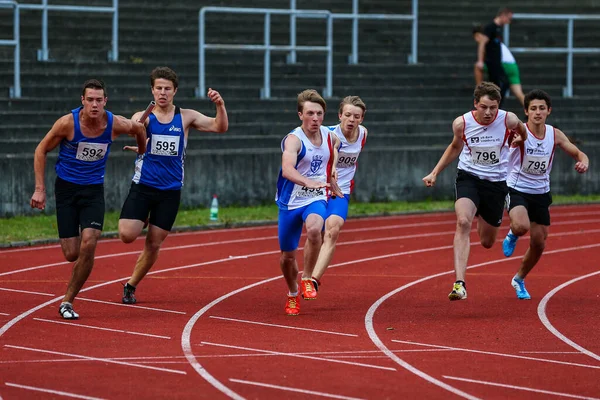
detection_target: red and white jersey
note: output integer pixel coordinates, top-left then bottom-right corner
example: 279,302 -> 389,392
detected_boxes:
457,109 -> 512,182
275,126 -> 334,210
507,124 -> 556,194
331,124 -> 367,195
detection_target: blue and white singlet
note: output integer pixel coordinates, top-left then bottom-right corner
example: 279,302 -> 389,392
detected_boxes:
275,126 -> 333,210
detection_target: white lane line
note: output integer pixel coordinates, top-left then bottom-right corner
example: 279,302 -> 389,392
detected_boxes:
208,316 -> 358,337
365,243 -> 600,400
77,297 -> 186,315
520,351 -> 583,354
0,349 -> 456,366
4,345 -> 186,375
201,342 -> 396,371
0,287 -> 54,296
443,375 -> 600,400
229,378 -> 365,400
33,318 -> 171,340
2,205 -> 596,255
0,312 -> 9,316
538,270 -> 600,363
391,340 -> 600,370
5,382 -> 105,400
2,216 -> 598,279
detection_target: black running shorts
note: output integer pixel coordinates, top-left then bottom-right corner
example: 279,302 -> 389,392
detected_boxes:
119,182 -> 181,231
55,176 -> 105,238
507,188 -> 552,226
455,169 -> 508,227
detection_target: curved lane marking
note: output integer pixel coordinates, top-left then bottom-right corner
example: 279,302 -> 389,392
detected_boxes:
538,270 -> 600,363
365,243 -> 600,400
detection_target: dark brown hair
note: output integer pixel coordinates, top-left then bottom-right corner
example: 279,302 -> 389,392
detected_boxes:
81,79 -> 106,97
297,89 -> 327,113
474,82 -> 502,103
150,66 -> 179,89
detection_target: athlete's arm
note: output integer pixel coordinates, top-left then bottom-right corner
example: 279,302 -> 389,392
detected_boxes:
329,134 -> 343,198
113,115 -> 147,154
185,88 -> 228,133
422,116 -> 465,187
506,112 -> 527,146
555,128 -> 589,173
282,135 -> 327,189
30,115 -> 72,210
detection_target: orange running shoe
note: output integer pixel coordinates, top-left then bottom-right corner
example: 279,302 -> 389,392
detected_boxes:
301,278 -> 317,300
285,295 -> 300,316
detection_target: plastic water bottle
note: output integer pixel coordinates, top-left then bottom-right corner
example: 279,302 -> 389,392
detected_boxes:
209,194 -> 219,221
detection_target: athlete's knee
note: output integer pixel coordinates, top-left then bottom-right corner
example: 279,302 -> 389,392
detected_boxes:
530,237 -> 546,253
280,251 -> 296,266
325,225 -> 341,243
305,225 -> 323,243
511,222 -> 529,237
63,249 -> 79,262
456,216 -> 472,232
480,237 -> 495,249
79,236 -> 98,255
119,229 -> 138,244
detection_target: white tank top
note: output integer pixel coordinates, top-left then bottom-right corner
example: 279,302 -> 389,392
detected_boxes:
332,124 -> 366,195
457,109 -> 511,182
501,43 -> 516,64
275,126 -> 333,210
507,124 -> 555,194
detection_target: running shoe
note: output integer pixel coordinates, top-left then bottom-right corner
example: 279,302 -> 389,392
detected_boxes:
448,282 -> 467,301
301,278 -> 317,300
511,276 -> 531,300
122,283 -> 137,304
503,232 -> 518,257
59,303 -> 79,320
285,295 -> 300,316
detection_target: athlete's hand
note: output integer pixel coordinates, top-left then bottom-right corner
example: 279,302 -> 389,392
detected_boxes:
30,190 -> 46,210
509,129 -> 525,148
207,88 -> 224,106
329,178 -> 343,198
575,160 -> 588,174
123,145 -> 139,153
422,172 -> 437,187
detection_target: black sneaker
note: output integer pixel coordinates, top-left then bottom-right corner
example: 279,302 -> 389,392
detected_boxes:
59,303 -> 79,320
122,283 -> 137,304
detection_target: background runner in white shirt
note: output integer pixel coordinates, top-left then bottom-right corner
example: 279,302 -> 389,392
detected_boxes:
502,89 -> 589,300
311,96 -> 368,292
422,82 -> 526,301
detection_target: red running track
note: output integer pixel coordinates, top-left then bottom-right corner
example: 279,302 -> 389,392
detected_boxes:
0,204 -> 599,399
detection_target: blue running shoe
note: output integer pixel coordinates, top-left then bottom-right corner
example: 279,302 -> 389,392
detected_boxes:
503,232 -> 518,257
511,276 -> 531,300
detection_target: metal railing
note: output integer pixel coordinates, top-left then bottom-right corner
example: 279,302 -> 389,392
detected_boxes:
504,13 -> 600,97
288,0 -> 419,65
197,7 -> 333,100
18,0 -> 119,62
0,0 -> 20,98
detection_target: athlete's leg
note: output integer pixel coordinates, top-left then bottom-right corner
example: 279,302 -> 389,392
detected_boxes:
516,223 -> 548,280
127,224 -> 170,287
454,197 -> 478,281
62,227 -> 101,303
312,215 -> 345,281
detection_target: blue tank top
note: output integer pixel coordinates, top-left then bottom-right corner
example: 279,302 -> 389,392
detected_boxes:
132,107 -> 186,190
55,107 -> 113,185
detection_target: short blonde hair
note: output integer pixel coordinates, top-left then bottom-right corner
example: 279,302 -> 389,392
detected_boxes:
297,89 -> 327,113
338,95 -> 366,116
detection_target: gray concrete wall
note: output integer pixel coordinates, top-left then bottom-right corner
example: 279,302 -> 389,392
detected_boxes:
1,144 -> 598,217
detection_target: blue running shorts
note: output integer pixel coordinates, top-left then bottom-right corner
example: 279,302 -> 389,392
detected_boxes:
326,194 -> 351,221
278,200 -> 327,251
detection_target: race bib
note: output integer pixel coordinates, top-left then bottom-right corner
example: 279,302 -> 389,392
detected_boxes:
293,185 -> 325,198
337,152 -> 359,168
76,142 -> 108,162
521,154 -> 550,175
151,134 -> 179,156
471,145 -> 501,165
